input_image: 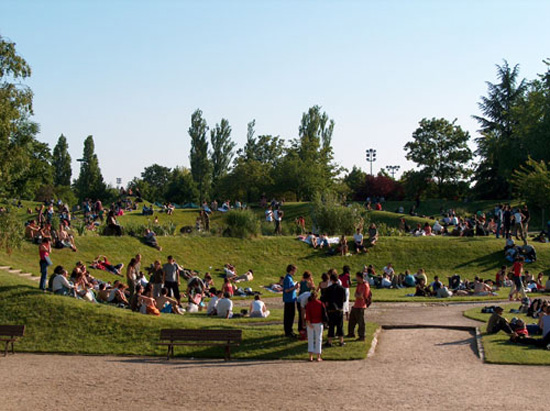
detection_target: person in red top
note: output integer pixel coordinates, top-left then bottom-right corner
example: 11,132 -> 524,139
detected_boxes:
339,266 -> 351,320
305,290 -> 325,362
347,272 -> 371,341
38,238 -> 53,291
509,256 -> 527,301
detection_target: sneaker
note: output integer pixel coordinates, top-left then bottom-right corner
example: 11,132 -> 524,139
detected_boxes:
339,341 -> 346,347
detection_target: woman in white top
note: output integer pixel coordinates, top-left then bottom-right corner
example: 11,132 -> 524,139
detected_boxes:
249,295 -> 270,318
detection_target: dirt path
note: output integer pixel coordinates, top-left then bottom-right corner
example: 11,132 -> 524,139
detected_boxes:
1,303 -> 548,411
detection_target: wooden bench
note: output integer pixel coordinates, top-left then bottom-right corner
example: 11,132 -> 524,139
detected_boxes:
0,325 -> 25,356
157,329 -> 242,361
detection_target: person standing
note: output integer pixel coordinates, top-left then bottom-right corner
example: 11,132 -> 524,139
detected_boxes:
348,273 -> 371,341
150,260 -> 164,298
305,290 -> 325,362
38,238 -> 52,291
339,266 -> 351,321
126,258 -> 138,297
163,255 -> 182,304
509,256 -> 527,301
494,204 -> 503,239
283,264 -> 300,337
322,272 -> 346,347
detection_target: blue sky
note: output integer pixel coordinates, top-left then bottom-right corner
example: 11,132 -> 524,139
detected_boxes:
2,0 -> 549,186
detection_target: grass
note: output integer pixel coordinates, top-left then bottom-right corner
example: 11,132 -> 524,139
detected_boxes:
2,234 -> 548,302
464,304 -> 550,365
0,270 -> 374,360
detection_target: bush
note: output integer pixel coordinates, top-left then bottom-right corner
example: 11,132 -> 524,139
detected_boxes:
375,222 -> 403,237
0,211 -> 24,255
312,193 -> 365,235
224,210 -> 260,238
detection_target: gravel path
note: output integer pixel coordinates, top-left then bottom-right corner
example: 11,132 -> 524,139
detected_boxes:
1,302 -> 548,411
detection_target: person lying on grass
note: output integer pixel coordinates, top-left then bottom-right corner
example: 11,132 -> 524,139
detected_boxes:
144,228 -> 162,251
91,255 -> 124,276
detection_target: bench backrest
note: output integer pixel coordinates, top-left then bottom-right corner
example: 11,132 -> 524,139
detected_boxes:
0,325 -> 25,337
160,329 -> 242,343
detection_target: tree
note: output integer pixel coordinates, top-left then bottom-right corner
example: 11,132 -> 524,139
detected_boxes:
52,134 -> 72,186
344,166 -> 368,201
141,163 -> 172,202
165,167 -> 199,205
473,60 -> 528,197
74,135 -> 106,200
511,157 -> 550,227
238,119 -> 285,165
188,109 -> 210,202
0,35 -> 34,196
210,118 -> 235,188
404,118 -> 472,196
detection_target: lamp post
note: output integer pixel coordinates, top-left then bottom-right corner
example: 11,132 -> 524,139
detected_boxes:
386,165 -> 400,179
365,148 -> 377,175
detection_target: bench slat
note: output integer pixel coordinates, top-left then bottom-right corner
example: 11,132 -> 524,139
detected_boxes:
160,329 -> 242,342
0,325 -> 25,337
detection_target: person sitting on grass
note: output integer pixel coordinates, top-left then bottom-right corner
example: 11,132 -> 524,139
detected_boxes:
106,210 -> 123,236
217,292 -> 234,319
337,234 -> 348,256
306,232 -> 318,249
353,228 -> 367,254
403,270 -> 416,288
25,220 -> 40,241
52,266 -> 76,297
473,278 -> 496,296
486,306 -> 513,334
430,276 -> 443,295
92,255 -> 124,276
207,288 -> 221,315
414,268 -> 428,286
249,295 -> 270,318
156,287 -> 184,314
222,277 -> 234,297
57,221 -> 77,252
414,278 -> 431,297
318,233 -> 330,249
223,263 -> 237,279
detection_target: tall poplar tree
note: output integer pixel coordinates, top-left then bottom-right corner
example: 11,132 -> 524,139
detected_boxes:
74,135 -> 106,200
52,134 -> 72,186
188,109 -> 210,202
210,118 -> 235,186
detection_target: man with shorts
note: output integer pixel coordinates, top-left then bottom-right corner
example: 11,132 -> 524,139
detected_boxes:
163,255 -> 181,304
348,272 -> 371,341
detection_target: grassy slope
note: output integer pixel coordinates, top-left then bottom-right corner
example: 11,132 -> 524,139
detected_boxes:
464,304 -> 550,365
0,270 -> 373,360
2,235 -> 548,302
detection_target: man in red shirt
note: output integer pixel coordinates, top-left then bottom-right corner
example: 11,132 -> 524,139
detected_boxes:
347,272 -> 371,341
509,256 -> 527,301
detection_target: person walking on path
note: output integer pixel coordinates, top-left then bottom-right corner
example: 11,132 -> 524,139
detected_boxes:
322,272 -> 346,347
347,272 -> 371,341
38,238 -> 52,291
283,264 -> 300,338
305,290 -> 325,362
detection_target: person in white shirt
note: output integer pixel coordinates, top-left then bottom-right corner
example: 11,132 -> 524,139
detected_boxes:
383,263 -> 395,278
249,295 -> 270,318
432,220 -> 443,234
52,266 -> 76,297
353,228 -> 367,253
265,207 -> 274,223
207,289 -> 221,316
217,292 -> 233,318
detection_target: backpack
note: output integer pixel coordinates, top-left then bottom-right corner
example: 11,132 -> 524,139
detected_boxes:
366,289 -> 373,308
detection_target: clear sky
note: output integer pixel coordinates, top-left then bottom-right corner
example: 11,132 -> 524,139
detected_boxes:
2,0 -> 548,186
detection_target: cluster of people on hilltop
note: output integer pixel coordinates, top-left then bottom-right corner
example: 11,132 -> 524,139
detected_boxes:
396,204 -> 533,241
298,225 -> 379,256
281,264 -> 372,362
485,303 -> 550,350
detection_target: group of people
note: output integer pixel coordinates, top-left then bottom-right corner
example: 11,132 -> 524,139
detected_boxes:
281,264 -> 372,362
486,302 -> 550,350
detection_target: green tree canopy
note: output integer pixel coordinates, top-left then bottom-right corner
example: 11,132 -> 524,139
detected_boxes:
210,118 -> 235,188
52,134 -> 72,186
74,135 -> 106,200
404,117 -> 472,196
188,109 -> 210,202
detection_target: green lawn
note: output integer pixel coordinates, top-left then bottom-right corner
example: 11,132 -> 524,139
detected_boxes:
464,304 -> 550,365
0,270 -> 374,360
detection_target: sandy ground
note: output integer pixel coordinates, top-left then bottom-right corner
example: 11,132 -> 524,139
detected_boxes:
1,302 -> 549,411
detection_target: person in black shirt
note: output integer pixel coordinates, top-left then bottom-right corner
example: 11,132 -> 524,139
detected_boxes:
321,272 -> 346,347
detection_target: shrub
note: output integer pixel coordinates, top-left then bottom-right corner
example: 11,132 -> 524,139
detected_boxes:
224,210 -> 260,238
0,211 -> 23,255
312,193 -> 366,235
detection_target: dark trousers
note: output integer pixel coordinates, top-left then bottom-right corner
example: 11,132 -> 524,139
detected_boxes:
164,281 -> 180,302
328,310 -> 344,338
284,302 -> 296,336
297,302 -> 304,332
348,307 -> 365,338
